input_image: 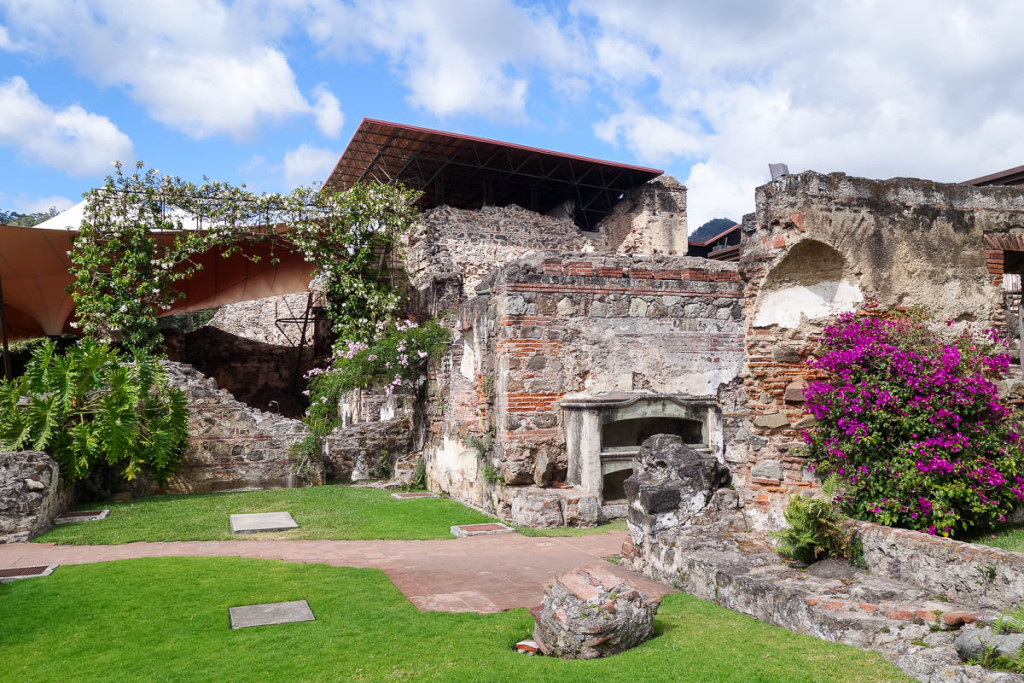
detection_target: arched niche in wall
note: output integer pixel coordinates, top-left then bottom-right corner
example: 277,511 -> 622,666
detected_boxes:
752,239 -> 863,329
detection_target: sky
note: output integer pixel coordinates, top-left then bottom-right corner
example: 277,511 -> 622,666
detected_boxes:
2,0 -> 1024,230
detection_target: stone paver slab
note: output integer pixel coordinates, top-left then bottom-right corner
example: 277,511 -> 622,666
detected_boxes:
392,492 -> 439,499
229,600 -> 315,629
229,512 -> 298,534
450,522 -> 515,537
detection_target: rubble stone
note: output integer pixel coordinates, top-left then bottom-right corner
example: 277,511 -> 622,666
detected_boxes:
624,435 -> 730,536
531,565 -> 660,659
0,451 -> 71,543
129,362 -> 322,496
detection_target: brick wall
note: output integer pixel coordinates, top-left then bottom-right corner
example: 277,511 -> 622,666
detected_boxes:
426,252 -> 746,519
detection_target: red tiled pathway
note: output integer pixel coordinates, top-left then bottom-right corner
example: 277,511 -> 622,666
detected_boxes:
0,530 -> 672,613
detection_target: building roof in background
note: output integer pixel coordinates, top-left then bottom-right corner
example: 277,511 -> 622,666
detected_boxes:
687,223 -> 740,247
962,164 -> 1024,187
324,118 -> 663,230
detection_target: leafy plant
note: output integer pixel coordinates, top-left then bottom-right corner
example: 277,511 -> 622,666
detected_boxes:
769,475 -> 856,565
0,339 -> 188,490
802,309 -> 1024,539
994,605 -> 1024,635
283,182 -> 422,345
483,462 -> 505,485
70,162 -> 272,352
303,319 -> 450,441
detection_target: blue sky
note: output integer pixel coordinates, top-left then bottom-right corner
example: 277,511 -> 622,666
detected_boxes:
3,1 -> 1024,229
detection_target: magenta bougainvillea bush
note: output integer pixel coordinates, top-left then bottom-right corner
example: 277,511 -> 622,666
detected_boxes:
803,310 -> 1024,539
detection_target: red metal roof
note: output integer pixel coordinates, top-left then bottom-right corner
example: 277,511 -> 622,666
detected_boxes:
963,164 -> 1024,187
324,118 -> 663,230
687,223 -> 740,247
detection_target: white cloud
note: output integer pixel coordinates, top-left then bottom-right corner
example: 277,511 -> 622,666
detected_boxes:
13,194 -> 74,214
283,144 -> 339,189
0,76 -> 133,175
308,0 -> 586,120
311,83 -> 344,138
1,0 -> 341,140
573,0 -> 1024,227
0,23 -> 14,50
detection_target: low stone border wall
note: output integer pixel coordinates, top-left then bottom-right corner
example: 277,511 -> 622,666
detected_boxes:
851,520 -> 1024,610
1,451 -> 72,543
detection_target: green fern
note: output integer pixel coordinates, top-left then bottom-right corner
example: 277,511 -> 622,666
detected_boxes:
769,475 -> 855,565
0,339 -> 188,488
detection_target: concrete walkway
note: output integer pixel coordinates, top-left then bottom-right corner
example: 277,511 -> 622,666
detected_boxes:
0,530 -> 672,613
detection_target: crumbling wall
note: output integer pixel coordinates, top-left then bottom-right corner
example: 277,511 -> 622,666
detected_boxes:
208,292 -> 315,347
425,252 -> 746,526
166,326 -> 318,417
130,362 -> 322,496
736,171 -> 1024,527
598,176 -> 688,255
324,417 -> 414,482
0,451 -> 71,543
405,204 -> 601,302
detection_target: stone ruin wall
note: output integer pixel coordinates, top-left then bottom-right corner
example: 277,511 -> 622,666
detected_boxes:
128,362 -> 322,497
733,171 -> 1024,530
0,451 -> 72,543
208,292 -> 317,347
598,176 -> 689,255
405,204 -> 601,300
165,325 -> 322,418
424,252 -> 747,526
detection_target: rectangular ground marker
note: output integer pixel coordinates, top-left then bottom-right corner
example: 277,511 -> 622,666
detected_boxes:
450,522 -> 516,538
391,492 -> 439,500
229,600 -> 315,629
229,512 -> 298,534
55,509 -> 110,524
0,564 -> 59,583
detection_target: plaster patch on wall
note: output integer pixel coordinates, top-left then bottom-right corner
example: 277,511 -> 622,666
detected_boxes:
752,280 -> 863,329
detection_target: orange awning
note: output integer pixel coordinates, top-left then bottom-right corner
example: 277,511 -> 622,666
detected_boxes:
0,224 -> 313,339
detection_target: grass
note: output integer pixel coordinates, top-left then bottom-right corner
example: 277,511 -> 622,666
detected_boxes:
0,558 -> 912,682
971,522 -> 1024,554
35,486 -> 499,544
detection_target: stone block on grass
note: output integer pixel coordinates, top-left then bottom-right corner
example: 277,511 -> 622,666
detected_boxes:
229,600 -> 315,629
229,512 -> 298,534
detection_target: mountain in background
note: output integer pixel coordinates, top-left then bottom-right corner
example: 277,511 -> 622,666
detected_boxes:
689,217 -> 738,242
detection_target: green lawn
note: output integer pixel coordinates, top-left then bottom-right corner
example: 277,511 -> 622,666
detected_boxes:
971,522 -> 1024,554
0,558 -> 911,682
35,486 -> 498,544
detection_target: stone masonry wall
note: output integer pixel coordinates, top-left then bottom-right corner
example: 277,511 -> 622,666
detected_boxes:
426,252 -> 746,524
598,176 -> 688,255
209,292 -> 315,347
735,172 -> 1024,527
129,362 -> 322,496
405,204 -> 601,301
167,325 -> 319,418
0,451 -> 72,543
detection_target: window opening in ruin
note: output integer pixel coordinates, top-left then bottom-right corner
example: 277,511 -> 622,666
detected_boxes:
598,417 -> 705,503
1003,251 -> 1024,367
602,469 -> 632,503
601,417 -> 704,452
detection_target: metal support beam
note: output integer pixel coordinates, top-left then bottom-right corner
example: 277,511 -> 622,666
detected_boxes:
0,272 -> 12,381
